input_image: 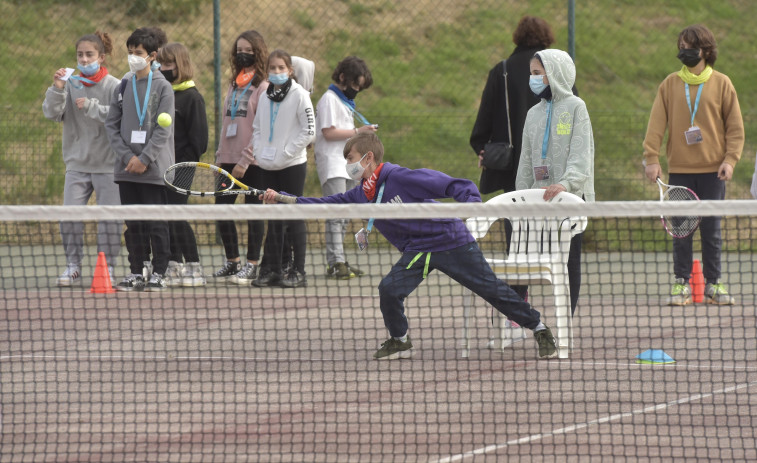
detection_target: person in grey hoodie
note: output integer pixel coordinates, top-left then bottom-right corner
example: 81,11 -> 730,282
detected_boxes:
516,48 -> 595,315
43,31 -> 122,287
105,27 -> 175,292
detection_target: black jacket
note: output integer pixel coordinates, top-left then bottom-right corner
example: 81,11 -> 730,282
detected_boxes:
174,86 -> 208,163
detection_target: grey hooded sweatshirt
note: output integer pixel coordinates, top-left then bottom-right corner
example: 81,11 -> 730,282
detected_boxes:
516,49 -> 595,202
105,70 -> 175,186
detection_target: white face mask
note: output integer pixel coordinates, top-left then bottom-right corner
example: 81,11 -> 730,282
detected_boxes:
128,54 -> 149,73
345,152 -> 369,181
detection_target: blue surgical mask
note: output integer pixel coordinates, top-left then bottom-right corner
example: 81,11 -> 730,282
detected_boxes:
268,72 -> 289,85
151,60 -> 162,71
77,61 -> 100,76
529,75 -> 548,96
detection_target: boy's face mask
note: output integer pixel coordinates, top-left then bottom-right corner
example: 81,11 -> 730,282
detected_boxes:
677,48 -> 702,67
346,152 -> 369,180
128,54 -> 149,73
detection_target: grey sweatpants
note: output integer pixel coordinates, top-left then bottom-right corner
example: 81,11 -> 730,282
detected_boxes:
60,171 -> 122,269
321,177 -> 358,266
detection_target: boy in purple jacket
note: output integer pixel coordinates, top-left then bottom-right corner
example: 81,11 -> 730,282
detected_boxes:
262,132 -> 557,360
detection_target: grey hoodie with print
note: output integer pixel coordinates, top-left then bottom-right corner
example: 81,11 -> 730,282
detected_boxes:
105,70 -> 175,185
515,49 -> 595,202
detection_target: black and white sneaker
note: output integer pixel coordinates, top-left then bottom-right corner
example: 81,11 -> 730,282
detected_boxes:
116,274 -> 145,292
229,262 -> 258,285
213,260 -> 242,279
145,273 -> 167,292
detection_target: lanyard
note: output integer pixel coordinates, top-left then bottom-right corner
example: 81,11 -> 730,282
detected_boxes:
268,100 -> 281,142
229,80 -> 252,121
366,183 -> 385,233
341,102 -> 370,126
68,76 -> 95,89
132,70 -> 153,130
685,82 -> 704,127
541,101 -> 553,160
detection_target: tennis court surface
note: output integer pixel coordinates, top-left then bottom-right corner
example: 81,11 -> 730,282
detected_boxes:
1,201 -> 756,461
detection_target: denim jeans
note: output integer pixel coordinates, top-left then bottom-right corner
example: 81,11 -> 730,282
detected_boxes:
378,241 -> 542,338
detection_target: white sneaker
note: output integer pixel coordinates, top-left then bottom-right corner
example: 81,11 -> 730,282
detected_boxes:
165,260 -> 183,287
56,264 -> 81,287
181,262 -> 207,287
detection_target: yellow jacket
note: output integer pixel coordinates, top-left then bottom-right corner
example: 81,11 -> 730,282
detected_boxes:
643,69 -> 744,173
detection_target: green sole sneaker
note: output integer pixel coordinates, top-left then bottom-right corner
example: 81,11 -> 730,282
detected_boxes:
373,337 -> 413,360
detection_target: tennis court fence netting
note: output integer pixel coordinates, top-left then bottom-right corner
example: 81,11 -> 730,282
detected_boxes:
1,200 -> 756,461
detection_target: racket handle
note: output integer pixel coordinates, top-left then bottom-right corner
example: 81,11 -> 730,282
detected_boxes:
273,193 -> 297,204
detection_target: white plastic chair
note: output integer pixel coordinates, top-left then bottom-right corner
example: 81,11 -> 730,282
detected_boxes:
461,189 -> 587,359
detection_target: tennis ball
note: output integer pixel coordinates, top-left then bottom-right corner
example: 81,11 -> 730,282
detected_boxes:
157,112 -> 172,127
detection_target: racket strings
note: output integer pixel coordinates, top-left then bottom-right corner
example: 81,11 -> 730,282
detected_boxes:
662,186 -> 700,238
167,165 -> 231,193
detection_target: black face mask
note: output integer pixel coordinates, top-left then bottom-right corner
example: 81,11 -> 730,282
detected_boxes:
343,86 -> 359,100
677,48 -> 702,67
160,69 -> 176,83
235,52 -> 256,69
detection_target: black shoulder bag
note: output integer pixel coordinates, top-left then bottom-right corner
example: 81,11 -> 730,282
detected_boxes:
481,60 -> 514,171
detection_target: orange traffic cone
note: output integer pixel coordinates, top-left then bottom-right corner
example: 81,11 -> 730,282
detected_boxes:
689,259 -> 704,303
90,252 -> 115,293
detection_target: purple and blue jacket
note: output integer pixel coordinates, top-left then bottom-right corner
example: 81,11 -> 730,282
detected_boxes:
296,162 -> 481,253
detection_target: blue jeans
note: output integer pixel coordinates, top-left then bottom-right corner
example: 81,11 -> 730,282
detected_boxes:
669,173 -> 724,283
378,241 -> 542,338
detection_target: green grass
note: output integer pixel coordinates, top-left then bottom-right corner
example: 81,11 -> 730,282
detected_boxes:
2,0 -> 757,205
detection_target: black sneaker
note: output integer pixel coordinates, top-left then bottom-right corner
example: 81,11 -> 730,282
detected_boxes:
252,270 -> 281,287
280,269 -> 307,288
213,260 -> 242,279
116,274 -> 145,292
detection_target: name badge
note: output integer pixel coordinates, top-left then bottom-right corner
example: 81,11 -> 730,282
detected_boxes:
355,227 -> 369,251
260,146 -> 277,161
534,165 -> 550,181
226,123 -> 238,137
684,126 -> 703,145
131,130 -> 147,144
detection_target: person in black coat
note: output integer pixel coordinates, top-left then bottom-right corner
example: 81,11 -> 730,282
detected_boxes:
157,42 -> 209,287
470,16 -> 557,195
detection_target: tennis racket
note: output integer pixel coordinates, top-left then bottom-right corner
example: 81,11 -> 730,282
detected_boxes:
657,177 -> 700,238
164,162 -> 297,203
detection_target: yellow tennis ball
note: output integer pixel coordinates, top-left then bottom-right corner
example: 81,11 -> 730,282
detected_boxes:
157,112 -> 172,127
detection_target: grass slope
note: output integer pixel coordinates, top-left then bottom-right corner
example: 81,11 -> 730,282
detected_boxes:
1,0 -> 756,204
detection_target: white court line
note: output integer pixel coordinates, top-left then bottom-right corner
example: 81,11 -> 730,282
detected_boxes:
432,379 -> 757,463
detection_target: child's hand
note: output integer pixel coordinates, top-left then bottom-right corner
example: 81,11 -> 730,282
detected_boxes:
231,164 -> 247,179
478,151 -> 484,169
357,124 -> 378,134
542,184 -> 566,201
717,162 -> 733,181
75,97 -> 87,110
125,156 -> 147,175
53,68 -> 67,89
261,188 -> 279,204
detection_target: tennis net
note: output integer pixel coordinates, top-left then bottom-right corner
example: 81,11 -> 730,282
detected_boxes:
1,198 -> 756,462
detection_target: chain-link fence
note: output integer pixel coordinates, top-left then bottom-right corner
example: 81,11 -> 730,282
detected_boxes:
2,0 -> 756,205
